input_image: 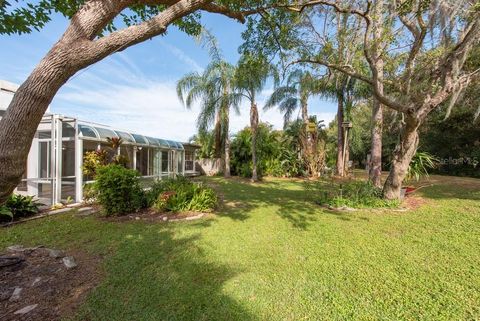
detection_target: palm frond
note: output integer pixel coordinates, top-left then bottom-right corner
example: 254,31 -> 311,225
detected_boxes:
176,72 -> 202,107
264,86 -> 297,110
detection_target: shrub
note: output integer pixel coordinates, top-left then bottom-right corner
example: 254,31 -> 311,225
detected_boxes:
0,194 -> 42,223
405,151 -> 438,182
94,164 -> 145,216
306,180 -> 399,209
82,150 -> 109,178
150,177 -> 217,213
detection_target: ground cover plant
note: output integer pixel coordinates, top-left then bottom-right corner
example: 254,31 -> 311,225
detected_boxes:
148,176 -> 217,213
1,176 -> 479,320
0,194 -> 42,223
305,179 -> 401,209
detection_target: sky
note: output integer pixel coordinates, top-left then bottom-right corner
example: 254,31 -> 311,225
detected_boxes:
0,11 -> 337,142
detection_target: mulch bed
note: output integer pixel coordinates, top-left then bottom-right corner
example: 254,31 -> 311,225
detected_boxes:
402,195 -> 428,210
0,246 -> 102,321
100,209 -> 208,223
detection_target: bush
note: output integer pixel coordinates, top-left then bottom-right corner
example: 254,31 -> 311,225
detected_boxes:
82,150 -> 109,179
94,164 -> 146,216
405,151 -> 438,182
306,180 -> 399,209
0,194 -> 42,223
149,177 -> 217,213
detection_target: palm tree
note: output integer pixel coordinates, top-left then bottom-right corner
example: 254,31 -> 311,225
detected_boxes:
264,70 -> 321,127
264,69 -> 326,176
177,29 -> 241,178
234,53 -> 278,181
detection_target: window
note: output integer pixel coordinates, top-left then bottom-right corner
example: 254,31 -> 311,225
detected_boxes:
39,141 -> 50,179
136,147 -> 149,176
62,141 -> 75,177
185,151 -> 194,171
161,151 -> 169,173
120,145 -> 133,168
177,151 -> 183,174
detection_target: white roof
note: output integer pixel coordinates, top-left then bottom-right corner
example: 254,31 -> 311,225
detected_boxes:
0,80 -> 18,111
0,80 -> 50,113
0,80 -> 19,93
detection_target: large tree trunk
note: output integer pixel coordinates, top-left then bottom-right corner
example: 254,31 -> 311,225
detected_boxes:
369,0 -> 384,187
0,45 -> 77,203
336,95 -> 345,177
0,0 -> 216,203
383,116 -> 420,199
250,102 -> 259,182
369,97 -> 383,187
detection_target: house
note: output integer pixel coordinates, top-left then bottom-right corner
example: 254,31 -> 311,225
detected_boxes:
0,80 -> 201,205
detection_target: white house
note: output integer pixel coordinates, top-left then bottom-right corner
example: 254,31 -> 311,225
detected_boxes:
0,80 -> 200,205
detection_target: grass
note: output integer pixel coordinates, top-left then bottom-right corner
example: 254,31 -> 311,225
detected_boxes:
1,175 -> 480,320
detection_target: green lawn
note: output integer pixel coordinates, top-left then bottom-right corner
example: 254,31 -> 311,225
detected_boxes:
1,176 -> 480,321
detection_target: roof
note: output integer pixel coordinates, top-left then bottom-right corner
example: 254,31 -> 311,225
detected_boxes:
182,142 -> 202,149
78,121 -> 184,150
0,80 -> 19,93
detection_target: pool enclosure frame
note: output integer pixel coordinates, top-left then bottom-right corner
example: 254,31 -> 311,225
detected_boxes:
16,113 -> 198,205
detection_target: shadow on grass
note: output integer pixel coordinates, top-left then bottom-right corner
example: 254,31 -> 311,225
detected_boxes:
74,227 -> 254,321
208,178 -> 322,230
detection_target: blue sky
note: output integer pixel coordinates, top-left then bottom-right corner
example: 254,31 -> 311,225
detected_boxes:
0,11 -> 337,141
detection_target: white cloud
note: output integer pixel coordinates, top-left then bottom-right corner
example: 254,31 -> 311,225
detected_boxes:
157,39 -> 204,73
54,80 -> 292,142
51,53 -> 334,142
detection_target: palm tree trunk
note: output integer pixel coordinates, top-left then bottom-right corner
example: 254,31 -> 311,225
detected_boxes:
300,94 -> 313,176
223,105 -> 231,178
336,95 -> 345,177
250,102 -> 259,181
214,110 -> 222,159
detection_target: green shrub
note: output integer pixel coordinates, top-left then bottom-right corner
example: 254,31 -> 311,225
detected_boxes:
306,180 -> 400,209
188,187 -> 217,212
146,176 -> 191,206
405,151 -> 438,182
94,164 -> 146,216
82,149 -> 109,178
150,177 -> 217,213
0,194 -> 42,223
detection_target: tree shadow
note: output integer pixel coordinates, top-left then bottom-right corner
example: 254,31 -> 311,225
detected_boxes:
74,228 -> 255,321
208,178 -> 321,230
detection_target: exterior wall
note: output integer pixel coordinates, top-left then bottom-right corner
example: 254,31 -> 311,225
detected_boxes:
197,158 -> 222,176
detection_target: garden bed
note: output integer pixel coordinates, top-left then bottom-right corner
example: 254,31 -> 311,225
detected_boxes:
0,246 -> 101,321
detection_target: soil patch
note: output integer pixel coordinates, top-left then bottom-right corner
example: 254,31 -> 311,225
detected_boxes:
0,246 -> 101,321
402,195 -> 428,210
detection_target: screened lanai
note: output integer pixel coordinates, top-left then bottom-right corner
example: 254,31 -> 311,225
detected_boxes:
15,113 -> 199,206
